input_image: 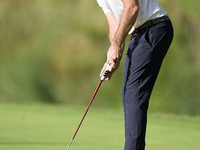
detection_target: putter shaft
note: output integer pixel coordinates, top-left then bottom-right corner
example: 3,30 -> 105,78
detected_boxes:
67,80 -> 103,150
67,62 -> 111,150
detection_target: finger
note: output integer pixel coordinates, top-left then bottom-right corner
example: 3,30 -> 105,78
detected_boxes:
108,59 -> 120,74
108,60 -> 115,72
104,72 -> 112,81
100,62 -> 109,77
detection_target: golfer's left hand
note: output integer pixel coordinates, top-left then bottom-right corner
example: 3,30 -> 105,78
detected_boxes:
100,43 -> 124,81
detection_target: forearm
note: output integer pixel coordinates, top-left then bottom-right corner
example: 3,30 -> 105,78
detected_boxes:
109,29 -> 116,44
106,12 -> 125,59
112,3 -> 139,47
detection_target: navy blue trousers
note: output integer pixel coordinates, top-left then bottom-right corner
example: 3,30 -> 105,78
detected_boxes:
122,20 -> 173,150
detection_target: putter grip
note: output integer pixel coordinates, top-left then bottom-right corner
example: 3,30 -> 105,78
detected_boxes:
100,62 -> 111,81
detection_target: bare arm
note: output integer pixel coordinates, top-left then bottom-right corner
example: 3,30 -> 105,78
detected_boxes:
100,11 -> 125,80
112,0 -> 139,46
105,11 -> 118,43
101,0 -> 139,81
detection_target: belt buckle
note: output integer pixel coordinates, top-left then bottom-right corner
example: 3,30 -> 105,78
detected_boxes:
134,28 -> 140,34
132,28 -> 140,36
132,28 -> 140,35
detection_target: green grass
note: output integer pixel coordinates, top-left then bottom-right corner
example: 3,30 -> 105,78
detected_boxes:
0,102 -> 200,150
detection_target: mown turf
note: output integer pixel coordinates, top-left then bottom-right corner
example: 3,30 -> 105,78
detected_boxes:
0,102 -> 200,150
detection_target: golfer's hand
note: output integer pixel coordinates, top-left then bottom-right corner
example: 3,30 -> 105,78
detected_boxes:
100,43 -> 124,81
100,62 -> 112,81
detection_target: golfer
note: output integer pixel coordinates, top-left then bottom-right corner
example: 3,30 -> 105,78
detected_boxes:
97,0 -> 174,150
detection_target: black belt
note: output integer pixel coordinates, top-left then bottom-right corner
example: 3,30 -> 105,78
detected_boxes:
132,16 -> 170,35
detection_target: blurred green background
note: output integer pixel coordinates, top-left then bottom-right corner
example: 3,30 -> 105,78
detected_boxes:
0,0 -> 200,116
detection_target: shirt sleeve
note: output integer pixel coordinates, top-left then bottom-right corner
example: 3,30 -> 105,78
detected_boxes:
97,0 -> 111,15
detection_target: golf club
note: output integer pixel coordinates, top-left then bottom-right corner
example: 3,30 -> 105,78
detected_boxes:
67,62 -> 111,150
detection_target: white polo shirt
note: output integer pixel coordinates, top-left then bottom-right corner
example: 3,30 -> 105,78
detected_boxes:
97,0 -> 167,34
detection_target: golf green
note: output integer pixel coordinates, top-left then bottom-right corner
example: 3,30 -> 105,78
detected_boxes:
0,102 -> 200,150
